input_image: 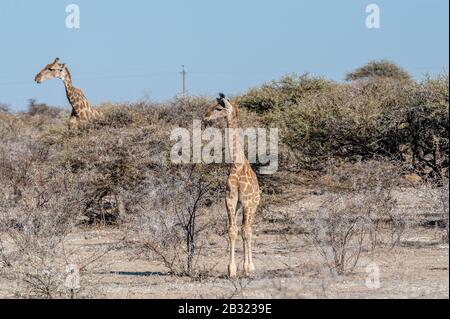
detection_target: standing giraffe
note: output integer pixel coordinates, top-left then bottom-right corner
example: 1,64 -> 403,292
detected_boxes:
35,58 -> 100,128
204,94 -> 261,278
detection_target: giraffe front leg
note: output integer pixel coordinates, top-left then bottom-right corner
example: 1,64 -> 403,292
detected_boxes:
226,192 -> 238,279
242,207 -> 255,276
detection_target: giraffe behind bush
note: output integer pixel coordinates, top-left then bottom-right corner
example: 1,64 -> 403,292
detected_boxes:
35,58 -> 100,129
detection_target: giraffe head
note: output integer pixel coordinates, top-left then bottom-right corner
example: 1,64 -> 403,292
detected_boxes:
204,93 -> 236,122
35,58 -> 70,84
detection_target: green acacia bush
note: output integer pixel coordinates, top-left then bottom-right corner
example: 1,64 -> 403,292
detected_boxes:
237,66 -> 448,177
345,60 -> 412,82
383,75 -> 449,178
276,78 -> 411,170
236,74 -> 333,113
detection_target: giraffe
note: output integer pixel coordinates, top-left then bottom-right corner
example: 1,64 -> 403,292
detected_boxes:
34,58 -> 125,219
204,93 -> 261,278
35,58 -> 100,128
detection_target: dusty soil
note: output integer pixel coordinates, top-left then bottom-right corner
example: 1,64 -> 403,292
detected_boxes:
0,188 -> 448,299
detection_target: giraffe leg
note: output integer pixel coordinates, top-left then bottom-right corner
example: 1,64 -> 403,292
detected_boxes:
242,207 -> 255,276
226,192 -> 239,279
247,220 -> 255,273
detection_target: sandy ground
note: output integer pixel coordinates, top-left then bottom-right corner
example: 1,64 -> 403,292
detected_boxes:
0,189 -> 448,299
28,227 -> 448,299
2,233 -> 447,299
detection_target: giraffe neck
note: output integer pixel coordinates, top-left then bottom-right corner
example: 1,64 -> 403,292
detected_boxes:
61,68 -> 73,94
61,69 -> 90,112
226,107 -> 246,166
62,70 -> 76,107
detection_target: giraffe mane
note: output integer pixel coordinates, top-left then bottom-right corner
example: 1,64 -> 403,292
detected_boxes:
64,65 -> 72,81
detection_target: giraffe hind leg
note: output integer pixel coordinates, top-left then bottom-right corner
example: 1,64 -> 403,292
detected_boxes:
226,192 -> 239,279
242,206 -> 255,276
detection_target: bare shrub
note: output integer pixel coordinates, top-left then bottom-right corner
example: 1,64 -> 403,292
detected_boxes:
303,191 -> 396,275
420,179 -> 449,243
0,136 -> 85,298
439,181 -> 450,243
303,195 -> 370,275
0,163 -> 110,298
127,164 -> 226,277
302,161 -> 400,275
326,160 -> 404,248
0,103 -> 10,113
93,104 -> 135,129
26,99 -> 63,117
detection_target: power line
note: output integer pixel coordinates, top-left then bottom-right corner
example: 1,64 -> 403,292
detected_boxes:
0,72 -> 178,87
0,66 -> 447,87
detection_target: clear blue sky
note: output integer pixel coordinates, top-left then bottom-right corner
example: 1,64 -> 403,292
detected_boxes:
0,0 -> 448,110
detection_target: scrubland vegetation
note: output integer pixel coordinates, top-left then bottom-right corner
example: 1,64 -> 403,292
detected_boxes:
0,61 -> 448,298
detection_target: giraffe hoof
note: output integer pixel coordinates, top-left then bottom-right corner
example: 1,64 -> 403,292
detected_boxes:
228,264 -> 237,279
244,263 -> 256,277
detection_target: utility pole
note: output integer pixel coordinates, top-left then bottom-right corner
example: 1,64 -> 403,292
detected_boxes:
181,65 -> 187,95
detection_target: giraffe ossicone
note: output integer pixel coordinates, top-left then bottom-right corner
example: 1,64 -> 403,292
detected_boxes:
35,58 -> 101,129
